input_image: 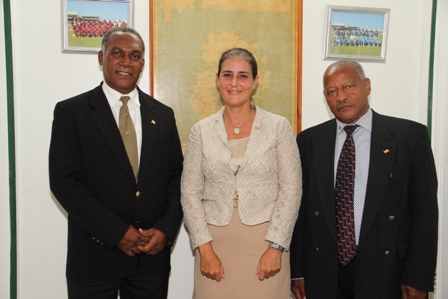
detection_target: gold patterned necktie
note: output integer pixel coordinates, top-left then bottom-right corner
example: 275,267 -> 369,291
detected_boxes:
119,96 -> 138,182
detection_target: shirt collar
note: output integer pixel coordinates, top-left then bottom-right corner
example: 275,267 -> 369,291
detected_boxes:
102,82 -> 140,108
336,108 -> 372,134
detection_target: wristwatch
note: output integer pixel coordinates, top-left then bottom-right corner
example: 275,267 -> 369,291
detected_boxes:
269,242 -> 285,252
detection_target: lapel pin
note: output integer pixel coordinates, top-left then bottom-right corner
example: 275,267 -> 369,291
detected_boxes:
255,126 -> 261,130
383,149 -> 390,154
151,120 -> 156,125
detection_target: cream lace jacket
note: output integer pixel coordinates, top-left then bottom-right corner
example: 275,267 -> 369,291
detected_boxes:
181,106 -> 302,250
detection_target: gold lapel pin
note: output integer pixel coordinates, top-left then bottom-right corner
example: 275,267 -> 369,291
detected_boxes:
151,120 -> 156,125
255,126 -> 261,130
383,149 -> 390,154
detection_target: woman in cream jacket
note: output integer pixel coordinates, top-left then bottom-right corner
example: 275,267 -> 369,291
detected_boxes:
181,48 -> 302,299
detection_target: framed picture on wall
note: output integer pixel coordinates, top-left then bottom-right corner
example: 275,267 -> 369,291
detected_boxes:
150,0 -> 303,148
62,0 -> 134,53
323,5 -> 390,62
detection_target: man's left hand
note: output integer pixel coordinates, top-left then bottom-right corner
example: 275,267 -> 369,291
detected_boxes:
137,228 -> 168,255
401,284 -> 427,299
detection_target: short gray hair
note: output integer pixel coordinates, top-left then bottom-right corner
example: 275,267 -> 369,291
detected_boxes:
101,27 -> 145,54
324,59 -> 366,83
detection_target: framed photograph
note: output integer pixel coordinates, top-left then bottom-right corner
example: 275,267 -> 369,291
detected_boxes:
323,5 -> 390,62
150,0 -> 303,147
62,0 -> 134,53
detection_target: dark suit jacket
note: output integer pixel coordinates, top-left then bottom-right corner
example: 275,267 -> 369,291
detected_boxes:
49,84 -> 183,282
290,110 -> 438,298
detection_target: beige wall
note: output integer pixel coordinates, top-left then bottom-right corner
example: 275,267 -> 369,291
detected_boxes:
0,0 -> 446,298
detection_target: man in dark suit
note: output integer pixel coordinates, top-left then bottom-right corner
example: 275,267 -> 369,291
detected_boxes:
49,27 -> 183,298
290,60 -> 438,299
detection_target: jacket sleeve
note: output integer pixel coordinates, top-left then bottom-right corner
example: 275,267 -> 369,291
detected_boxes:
401,126 -> 438,291
181,123 -> 213,249
265,118 -> 302,250
151,107 -> 184,242
290,132 -> 308,278
49,102 -> 129,249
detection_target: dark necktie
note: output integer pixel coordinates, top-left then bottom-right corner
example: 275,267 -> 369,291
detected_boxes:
119,96 -> 139,183
335,125 -> 358,267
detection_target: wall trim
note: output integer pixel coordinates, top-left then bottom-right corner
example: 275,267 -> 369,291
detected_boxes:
427,0 -> 438,134
429,0 -> 448,297
2,0 -> 16,298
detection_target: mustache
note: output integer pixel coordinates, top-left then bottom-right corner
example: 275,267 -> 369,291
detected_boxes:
336,103 -> 353,110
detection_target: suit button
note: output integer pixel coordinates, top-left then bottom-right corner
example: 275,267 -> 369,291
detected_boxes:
315,247 -> 320,251
314,211 -> 320,216
388,215 -> 395,221
136,191 -> 141,197
384,250 -> 390,256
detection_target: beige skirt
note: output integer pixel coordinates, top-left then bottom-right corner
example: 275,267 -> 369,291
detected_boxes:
193,205 -> 291,299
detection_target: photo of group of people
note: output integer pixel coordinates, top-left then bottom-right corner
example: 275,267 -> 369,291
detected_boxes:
70,17 -> 128,38
324,6 -> 389,61
332,27 -> 382,47
63,0 -> 132,52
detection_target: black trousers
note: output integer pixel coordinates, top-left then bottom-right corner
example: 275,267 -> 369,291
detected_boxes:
67,268 -> 169,299
336,257 -> 356,299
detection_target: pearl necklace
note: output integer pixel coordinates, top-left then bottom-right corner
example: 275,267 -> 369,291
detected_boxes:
224,110 -> 254,135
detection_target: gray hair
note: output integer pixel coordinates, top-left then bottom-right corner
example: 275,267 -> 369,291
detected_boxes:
101,27 -> 145,54
324,60 -> 366,83
217,48 -> 258,79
